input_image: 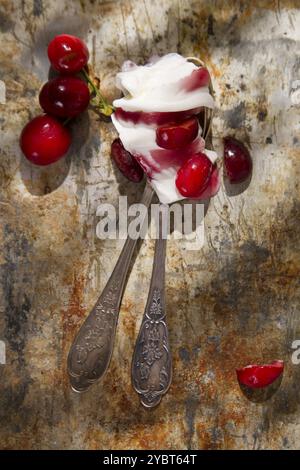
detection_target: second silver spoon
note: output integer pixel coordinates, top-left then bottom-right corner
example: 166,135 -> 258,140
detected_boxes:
131,206 -> 172,407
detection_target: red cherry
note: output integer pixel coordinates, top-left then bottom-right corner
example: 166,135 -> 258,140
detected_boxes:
111,139 -> 143,183
20,115 -> 71,166
181,67 -> 211,92
175,153 -> 213,198
39,76 -> 90,118
156,117 -> 199,150
236,360 -> 284,389
48,34 -> 89,74
197,165 -> 220,199
223,136 -> 252,183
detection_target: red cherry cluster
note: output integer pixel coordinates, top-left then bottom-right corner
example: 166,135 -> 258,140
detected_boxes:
20,34 -> 90,166
20,34 -> 112,166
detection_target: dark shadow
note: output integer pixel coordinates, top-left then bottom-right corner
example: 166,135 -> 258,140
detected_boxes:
68,110 -> 91,162
20,152 -> 71,196
47,65 -> 59,81
110,163 -> 146,209
239,375 -> 283,403
224,171 -> 252,197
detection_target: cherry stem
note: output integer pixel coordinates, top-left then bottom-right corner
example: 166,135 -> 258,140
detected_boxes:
63,117 -> 72,126
82,68 -> 114,117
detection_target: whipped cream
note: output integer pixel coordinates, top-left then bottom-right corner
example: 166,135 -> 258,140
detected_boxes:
114,53 -> 214,112
112,53 -> 217,204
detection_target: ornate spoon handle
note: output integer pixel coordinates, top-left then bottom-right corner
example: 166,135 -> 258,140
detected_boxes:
131,206 -> 172,408
68,183 -> 154,392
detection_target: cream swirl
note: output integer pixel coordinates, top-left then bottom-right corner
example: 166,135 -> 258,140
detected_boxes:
113,53 -> 214,113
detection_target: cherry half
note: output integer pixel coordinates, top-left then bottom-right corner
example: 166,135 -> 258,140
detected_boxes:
236,360 -> 284,389
156,117 -> 199,150
111,139 -> 144,183
48,34 -> 89,74
39,76 -> 90,118
20,114 -> 71,166
175,152 -> 213,198
223,136 -> 252,184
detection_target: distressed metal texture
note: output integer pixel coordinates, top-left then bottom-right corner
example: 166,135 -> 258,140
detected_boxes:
0,0 -> 300,450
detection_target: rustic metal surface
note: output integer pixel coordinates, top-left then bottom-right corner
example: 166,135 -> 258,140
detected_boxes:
0,0 -> 300,450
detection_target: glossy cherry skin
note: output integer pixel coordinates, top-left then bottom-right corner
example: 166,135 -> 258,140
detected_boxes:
223,136 -> 252,183
39,76 -> 90,118
197,165 -> 220,199
236,360 -> 284,389
181,67 -> 211,91
20,115 -> 71,166
156,117 -> 199,150
111,139 -> 143,182
175,152 -> 213,198
47,34 -> 89,74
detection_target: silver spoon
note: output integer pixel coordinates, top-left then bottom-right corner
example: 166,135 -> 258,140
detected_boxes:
68,182 -> 154,392
131,206 -> 171,407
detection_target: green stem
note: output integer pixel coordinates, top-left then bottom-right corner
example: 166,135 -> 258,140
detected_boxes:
82,68 -> 114,117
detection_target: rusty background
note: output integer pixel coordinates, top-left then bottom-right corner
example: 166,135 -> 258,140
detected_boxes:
0,0 -> 300,450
